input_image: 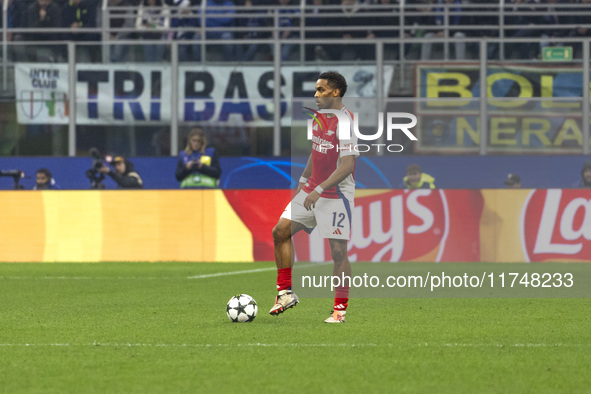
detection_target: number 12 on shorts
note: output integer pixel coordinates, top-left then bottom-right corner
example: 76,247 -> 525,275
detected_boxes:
332,212 -> 345,228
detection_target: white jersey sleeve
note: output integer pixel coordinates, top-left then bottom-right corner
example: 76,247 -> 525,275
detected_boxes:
338,107 -> 359,158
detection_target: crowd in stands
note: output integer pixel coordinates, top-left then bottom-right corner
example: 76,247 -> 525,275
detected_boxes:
2,0 -> 591,61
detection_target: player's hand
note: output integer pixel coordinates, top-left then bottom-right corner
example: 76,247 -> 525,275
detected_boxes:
303,191 -> 320,211
97,166 -> 110,174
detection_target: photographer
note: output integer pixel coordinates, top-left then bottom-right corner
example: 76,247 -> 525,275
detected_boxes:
97,156 -> 143,189
33,168 -> 60,190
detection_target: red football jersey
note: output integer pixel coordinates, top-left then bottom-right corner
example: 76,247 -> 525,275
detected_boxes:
304,106 -> 359,200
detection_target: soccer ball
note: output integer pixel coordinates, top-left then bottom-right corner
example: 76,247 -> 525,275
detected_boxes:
226,294 -> 258,323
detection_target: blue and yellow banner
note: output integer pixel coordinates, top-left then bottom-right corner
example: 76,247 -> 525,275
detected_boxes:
415,64 -> 590,153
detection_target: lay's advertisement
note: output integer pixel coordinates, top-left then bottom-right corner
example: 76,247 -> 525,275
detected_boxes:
0,189 -> 589,263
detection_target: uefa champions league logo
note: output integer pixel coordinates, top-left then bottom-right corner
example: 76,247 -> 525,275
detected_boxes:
305,109 -> 418,153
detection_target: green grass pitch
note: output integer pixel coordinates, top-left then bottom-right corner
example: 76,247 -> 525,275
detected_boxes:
0,262 -> 590,393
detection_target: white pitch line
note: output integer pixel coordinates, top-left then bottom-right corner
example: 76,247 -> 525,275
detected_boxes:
0,343 -> 377,348
0,276 -> 178,280
1,276 -> 96,280
186,263 -> 325,280
0,263 -> 327,281
0,342 -> 587,348
187,267 -> 277,279
441,343 -> 589,348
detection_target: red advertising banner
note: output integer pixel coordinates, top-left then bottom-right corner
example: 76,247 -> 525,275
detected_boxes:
223,189 -> 291,261
291,189 -> 482,262
228,189 -> 591,263
522,189 -> 591,262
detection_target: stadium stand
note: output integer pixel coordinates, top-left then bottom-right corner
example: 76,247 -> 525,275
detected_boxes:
0,0 -> 590,187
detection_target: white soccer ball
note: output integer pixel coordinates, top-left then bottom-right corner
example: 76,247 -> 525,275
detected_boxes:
226,294 -> 258,323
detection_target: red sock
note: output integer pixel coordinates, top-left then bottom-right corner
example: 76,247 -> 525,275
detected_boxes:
334,286 -> 350,310
276,267 -> 292,292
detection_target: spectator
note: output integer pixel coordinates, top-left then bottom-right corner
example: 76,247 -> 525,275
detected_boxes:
238,0 -> 271,61
364,0 -> 401,60
26,0 -> 62,61
27,0 -> 61,40
171,0 -> 200,62
274,0 -> 299,61
136,0 -> 170,62
500,0 -> 570,60
568,0 -> 591,57
33,168 -> 60,190
538,0 -> 573,56
367,0 -> 399,40
504,0 -> 543,60
504,173 -> 521,188
175,128 -> 221,188
204,0 -> 238,61
316,0 -> 372,61
305,0 -> 329,61
8,0 -> 33,42
421,0 -> 466,60
465,0 -> 499,59
61,0 -> 100,62
404,0 -> 436,59
572,162 -> 591,188
109,0 -> 139,62
98,156 -> 144,189
402,164 -> 436,189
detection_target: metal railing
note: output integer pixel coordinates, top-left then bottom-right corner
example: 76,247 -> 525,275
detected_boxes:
2,37 -> 589,157
4,1 -> 591,61
1,1 -> 590,157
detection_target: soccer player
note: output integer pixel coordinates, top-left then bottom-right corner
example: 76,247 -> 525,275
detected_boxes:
269,71 -> 358,323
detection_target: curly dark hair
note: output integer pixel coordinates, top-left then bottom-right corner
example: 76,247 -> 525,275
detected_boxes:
37,168 -> 52,179
318,71 -> 347,97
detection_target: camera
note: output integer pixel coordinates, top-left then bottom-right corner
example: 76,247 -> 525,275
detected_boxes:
0,169 -> 25,189
90,147 -> 104,171
85,148 -> 106,189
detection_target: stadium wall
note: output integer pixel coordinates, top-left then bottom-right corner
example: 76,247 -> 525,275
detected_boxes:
0,189 -> 589,263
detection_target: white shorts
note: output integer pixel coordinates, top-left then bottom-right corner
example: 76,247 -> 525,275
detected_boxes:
280,190 -> 353,240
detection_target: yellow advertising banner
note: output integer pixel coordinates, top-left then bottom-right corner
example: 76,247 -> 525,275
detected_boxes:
0,190 -> 253,262
479,189 -> 531,262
